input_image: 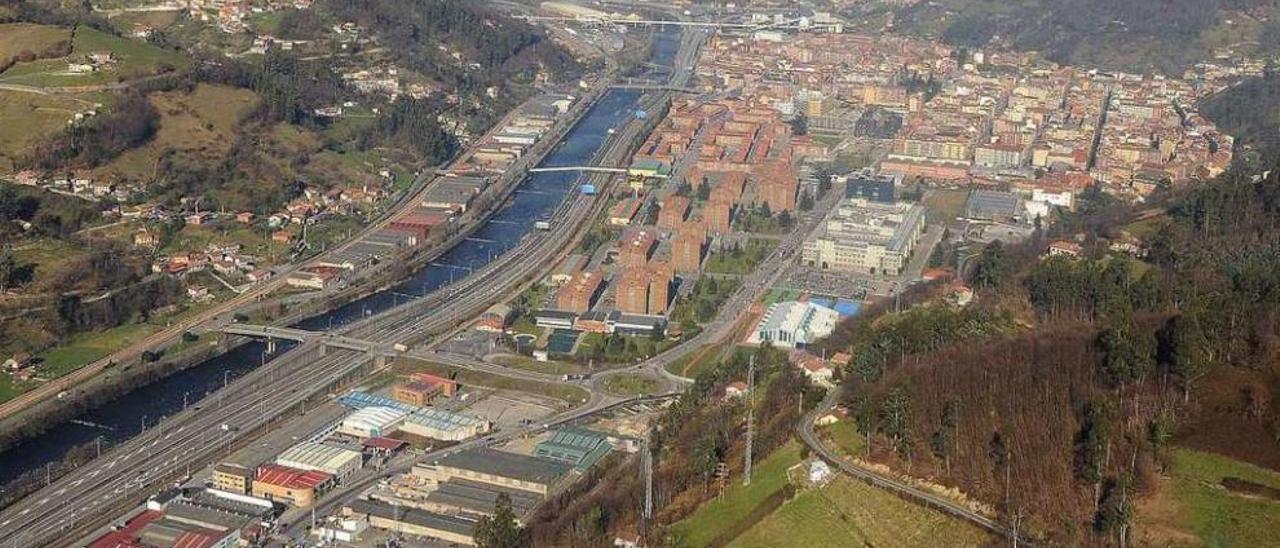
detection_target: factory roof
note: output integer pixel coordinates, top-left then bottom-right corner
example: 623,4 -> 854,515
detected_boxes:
427,478 -> 543,517
403,407 -> 489,432
276,441 -> 362,472
347,499 -> 476,537
341,406 -> 408,433
433,448 -> 571,485
255,464 -> 332,490
339,390 -> 418,413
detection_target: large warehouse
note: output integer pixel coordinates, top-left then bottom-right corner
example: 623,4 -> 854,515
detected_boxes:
414,448 -> 571,496
397,408 -> 492,442
746,300 -> 840,349
337,406 -> 408,438
276,442 -> 363,481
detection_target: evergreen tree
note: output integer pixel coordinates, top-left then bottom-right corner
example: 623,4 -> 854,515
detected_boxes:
475,493 -> 526,548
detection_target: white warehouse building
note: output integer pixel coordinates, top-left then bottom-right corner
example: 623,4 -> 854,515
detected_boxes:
337,406 -> 408,439
276,442 -> 363,481
397,408 -> 492,442
747,300 -> 840,349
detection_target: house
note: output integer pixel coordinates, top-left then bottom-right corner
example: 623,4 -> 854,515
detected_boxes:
3,352 -> 32,371
474,303 -> 512,333
236,211 -> 256,224
185,212 -> 212,225
187,286 -> 213,302
133,228 -> 158,248
247,269 -> 274,283
724,381 -> 748,399
1046,240 -> 1083,258
272,230 -> 296,244
789,350 -> 834,387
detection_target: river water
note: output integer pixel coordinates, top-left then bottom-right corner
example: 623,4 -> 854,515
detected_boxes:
0,26 -> 679,491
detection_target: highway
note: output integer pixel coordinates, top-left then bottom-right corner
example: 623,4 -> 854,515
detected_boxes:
0,344 -> 367,545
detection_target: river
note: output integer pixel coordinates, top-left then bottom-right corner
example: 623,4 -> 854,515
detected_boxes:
0,25 -> 679,492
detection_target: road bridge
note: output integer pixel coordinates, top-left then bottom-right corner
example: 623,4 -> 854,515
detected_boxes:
611,83 -> 700,93
527,165 -> 627,174
222,324 -> 392,356
516,15 -> 817,31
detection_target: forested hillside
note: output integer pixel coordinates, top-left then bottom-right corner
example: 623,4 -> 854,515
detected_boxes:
825,163 -> 1280,544
1200,68 -> 1280,159
849,0 -> 1278,75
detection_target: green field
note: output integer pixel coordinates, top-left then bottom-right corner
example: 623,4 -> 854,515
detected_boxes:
0,23 -> 71,61
489,354 -> 582,376
0,373 -> 40,404
819,419 -> 866,457
922,188 -> 970,222
392,357 -> 590,407
602,372 -> 662,396
670,443 -> 803,547
37,322 -> 160,377
0,25 -> 187,87
730,475 -> 991,548
0,90 -> 95,169
1136,448 -> 1280,547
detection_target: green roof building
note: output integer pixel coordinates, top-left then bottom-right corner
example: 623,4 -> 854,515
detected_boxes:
534,427 -> 613,472
628,159 -> 671,179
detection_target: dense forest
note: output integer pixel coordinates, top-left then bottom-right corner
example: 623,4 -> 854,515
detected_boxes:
857,0 -> 1276,75
824,160 -> 1280,543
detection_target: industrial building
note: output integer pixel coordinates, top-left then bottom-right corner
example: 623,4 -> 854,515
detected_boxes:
211,463 -> 254,495
747,300 -> 840,349
534,428 -> 613,472
391,372 -> 458,407
801,198 -> 926,276
414,448 -> 572,496
276,441 -> 363,481
422,478 -> 543,520
397,408 -> 492,442
344,499 -> 476,546
841,169 -> 899,203
337,406 -> 408,439
965,189 -> 1025,222
252,464 -> 333,507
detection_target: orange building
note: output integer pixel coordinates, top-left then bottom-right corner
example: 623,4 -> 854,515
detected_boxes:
618,229 -> 658,268
756,162 -> 798,213
252,464 -> 332,507
672,222 -> 706,273
704,198 -> 733,234
615,270 -> 650,315
557,270 -> 603,312
657,194 -> 690,229
647,261 -> 673,314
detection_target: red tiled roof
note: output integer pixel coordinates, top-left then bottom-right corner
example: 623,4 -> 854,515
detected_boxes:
173,530 -> 222,548
363,436 -> 406,451
256,463 -> 332,490
89,510 -> 162,548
